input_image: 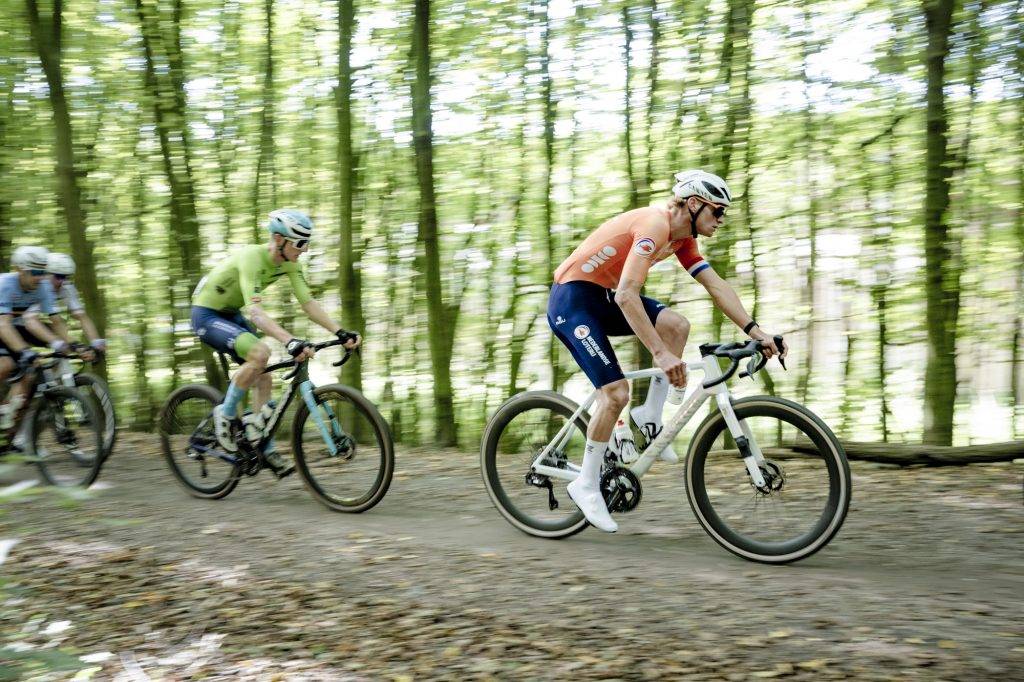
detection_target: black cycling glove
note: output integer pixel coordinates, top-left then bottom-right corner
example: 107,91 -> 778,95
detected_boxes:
286,338 -> 312,358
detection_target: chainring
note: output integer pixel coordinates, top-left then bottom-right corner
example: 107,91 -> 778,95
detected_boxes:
599,466 -> 643,513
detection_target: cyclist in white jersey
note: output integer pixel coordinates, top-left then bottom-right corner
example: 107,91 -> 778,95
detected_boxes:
21,253 -> 105,360
0,246 -> 74,433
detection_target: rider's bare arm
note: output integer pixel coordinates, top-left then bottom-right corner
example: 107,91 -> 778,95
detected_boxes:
614,276 -> 668,358
49,315 -> 71,344
0,315 -> 27,354
247,304 -> 293,345
71,310 -> 101,344
300,299 -> 341,336
694,268 -> 786,357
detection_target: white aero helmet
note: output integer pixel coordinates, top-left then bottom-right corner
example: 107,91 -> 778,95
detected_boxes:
671,170 -> 733,207
47,252 -> 76,276
11,245 -> 50,271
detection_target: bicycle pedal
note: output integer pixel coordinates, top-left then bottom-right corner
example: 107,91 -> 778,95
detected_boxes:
270,464 -> 295,480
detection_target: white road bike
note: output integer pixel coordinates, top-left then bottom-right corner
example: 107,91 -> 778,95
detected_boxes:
481,338 -> 851,564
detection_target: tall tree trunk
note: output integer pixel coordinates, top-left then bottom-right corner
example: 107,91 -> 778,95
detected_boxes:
796,3 -> 818,404
540,0 -> 559,392
921,0 -> 958,445
622,5 -> 639,211
132,179 -> 155,429
136,0 -> 220,387
1013,6 -> 1024,438
709,0 -> 753,342
641,0 -> 660,207
411,0 -> 456,445
25,0 -> 108,365
337,0 -> 364,395
252,0 -> 276,239
0,87 -> 12,266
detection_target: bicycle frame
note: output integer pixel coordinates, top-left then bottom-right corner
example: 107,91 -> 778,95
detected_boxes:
193,347 -> 349,464
528,354 -> 770,488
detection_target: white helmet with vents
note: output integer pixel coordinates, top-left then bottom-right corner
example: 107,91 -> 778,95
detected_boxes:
46,252 -> 76,276
11,245 -> 50,271
672,170 -> 733,206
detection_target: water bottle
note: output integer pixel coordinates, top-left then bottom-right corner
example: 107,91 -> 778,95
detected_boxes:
613,419 -> 638,464
667,385 -> 687,405
242,410 -> 264,445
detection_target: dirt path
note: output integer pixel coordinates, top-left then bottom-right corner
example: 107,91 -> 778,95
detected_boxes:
2,433 -> 1022,680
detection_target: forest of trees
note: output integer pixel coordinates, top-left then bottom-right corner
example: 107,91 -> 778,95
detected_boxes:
0,0 -> 1021,449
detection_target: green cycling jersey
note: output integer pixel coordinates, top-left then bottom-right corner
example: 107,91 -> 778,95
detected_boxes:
192,244 -> 313,312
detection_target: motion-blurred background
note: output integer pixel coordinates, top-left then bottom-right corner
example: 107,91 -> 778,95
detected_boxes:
1,0 -> 1020,448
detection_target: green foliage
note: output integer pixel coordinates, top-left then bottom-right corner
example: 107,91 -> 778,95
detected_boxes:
0,0 -> 1020,445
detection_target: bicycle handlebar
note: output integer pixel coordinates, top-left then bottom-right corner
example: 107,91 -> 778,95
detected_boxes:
698,335 -> 786,389
264,337 -> 357,377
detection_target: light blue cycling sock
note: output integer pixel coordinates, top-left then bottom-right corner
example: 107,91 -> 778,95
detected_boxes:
262,439 -> 276,455
221,382 -> 246,418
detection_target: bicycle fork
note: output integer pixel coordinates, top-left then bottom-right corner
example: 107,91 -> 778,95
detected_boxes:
714,393 -> 769,489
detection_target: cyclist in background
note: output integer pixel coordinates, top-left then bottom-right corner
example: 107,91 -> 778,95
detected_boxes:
21,253 -> 105,361
0,246 -> 72,435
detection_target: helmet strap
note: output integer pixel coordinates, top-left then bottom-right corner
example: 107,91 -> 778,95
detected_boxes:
688,201 -> 706,239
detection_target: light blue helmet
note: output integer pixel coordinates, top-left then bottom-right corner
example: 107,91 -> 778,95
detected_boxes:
267,209 -> 314,243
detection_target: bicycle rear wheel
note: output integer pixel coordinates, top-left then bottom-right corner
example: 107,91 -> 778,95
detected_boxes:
685,396 -> 850,564
159,384 -> 241,499
481,391 -> 589,539
31,387 -> 103,487
291,384 -> 394,512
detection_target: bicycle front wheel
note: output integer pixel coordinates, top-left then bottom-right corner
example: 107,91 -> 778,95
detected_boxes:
159,384 -> 241,499
31,387 -> 103,488
685,396 -> 851,564
291,384 -> 394,513
480,391 -> 589,539
74,374 -> 117,460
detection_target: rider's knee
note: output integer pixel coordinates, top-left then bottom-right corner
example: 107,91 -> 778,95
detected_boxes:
247,342 -> 271,367
659,310 -> 690,340
0,356 -> 12,377
600,380 -> 630,412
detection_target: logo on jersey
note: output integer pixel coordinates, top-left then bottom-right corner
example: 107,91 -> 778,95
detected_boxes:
574,325 -> 590,339
634,238 -> 656,256
555,316 -> 565,326
580,245 -> 618,274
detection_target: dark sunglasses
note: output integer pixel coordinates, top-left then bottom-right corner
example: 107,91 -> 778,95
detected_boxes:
29,269 -> 47,276
52,273 -> 71,281
698,199 -> 727,219
287,238 -> 309,249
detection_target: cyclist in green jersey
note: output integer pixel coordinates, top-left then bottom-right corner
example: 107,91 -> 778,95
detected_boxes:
190,209 -> 360,474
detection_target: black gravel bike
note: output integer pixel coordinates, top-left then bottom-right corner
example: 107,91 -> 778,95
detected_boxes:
38,348 -> 116,460
159,337 -> 394,512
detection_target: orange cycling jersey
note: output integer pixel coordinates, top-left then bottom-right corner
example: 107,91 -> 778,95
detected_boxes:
553,206 -> 710,288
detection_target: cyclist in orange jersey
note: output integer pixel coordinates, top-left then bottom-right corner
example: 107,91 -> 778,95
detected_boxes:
548,170 -> 788,532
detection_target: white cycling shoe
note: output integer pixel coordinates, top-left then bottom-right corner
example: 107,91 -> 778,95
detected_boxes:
567,478 -> 618,533
212,405 -> 239,453
630,405 -> 678,464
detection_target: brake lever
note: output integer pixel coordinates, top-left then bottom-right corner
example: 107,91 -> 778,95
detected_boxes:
774,335 -> 786,370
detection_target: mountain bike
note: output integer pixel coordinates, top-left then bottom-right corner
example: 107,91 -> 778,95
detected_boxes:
481,337 -> 851,564
37,346 -> 116,460
0,350 -> 104,487
159,337 -> 394,512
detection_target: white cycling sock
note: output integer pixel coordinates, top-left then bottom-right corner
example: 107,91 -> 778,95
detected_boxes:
581,439 -> 606,486
643,375 -> 669,420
